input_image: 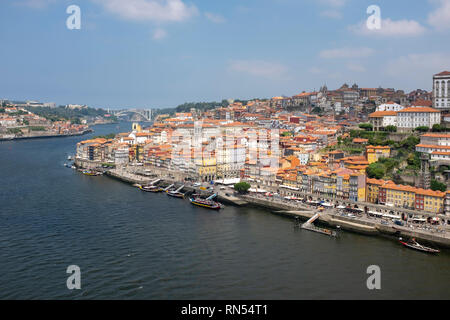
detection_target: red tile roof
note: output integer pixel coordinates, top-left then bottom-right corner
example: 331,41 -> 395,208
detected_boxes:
398,107 -> 440,113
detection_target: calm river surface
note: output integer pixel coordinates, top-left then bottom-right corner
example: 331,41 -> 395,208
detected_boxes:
0,123 -> 449,300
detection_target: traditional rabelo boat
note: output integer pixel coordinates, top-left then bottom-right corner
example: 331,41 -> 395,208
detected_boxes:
82,170 -> 102,176
399,238 -> 440,254
166,185 -> 185,199
139,185 -> 163,193
167,190 -> 185,198
189,194 -> 222,210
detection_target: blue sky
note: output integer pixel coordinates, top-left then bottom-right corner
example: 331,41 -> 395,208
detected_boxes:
1,0 -> 449,109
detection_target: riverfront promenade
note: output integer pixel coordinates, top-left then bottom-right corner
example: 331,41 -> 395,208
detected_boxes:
241,194 -> 450,248
77,163 -> 450,249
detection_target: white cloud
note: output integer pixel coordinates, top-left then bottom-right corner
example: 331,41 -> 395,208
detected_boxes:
350,19 -> 426,37
347,63 -> 366,73
386,53 -> 450,78
92,0 -> 198,22
428,0 -> 450,31
317,0 -> 347,7
319,47 -> 374,59
229,60 -> 288,78
317,0 -> 346,19
153,28 -> 167,40
205,12 -> 226,23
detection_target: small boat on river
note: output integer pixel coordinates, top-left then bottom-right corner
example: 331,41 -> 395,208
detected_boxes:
167,185 -> 185,199
139,185 -> 163,193
82,170 -> 102,176
189,194 -> 222,210
399,238 -> 440,254
167,191 -> 185,198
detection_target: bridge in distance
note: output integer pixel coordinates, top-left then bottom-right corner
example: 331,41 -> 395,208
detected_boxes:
108,109 -> 153,122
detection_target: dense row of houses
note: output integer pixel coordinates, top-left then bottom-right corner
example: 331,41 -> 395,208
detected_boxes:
75,76 -> 450,217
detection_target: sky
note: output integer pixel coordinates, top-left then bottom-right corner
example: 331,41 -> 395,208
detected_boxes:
0,0 -> 450,109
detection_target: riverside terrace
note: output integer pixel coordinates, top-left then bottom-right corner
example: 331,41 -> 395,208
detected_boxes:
78,164 -> 450,249
239,193 -> 450,249
246,186 -> 450,226
76,162 -> 450,227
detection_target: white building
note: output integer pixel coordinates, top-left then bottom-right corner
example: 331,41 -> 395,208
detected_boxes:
433,71 -> 450,109
368,111 -> 398,131
114,146 -> 129,166
376,101 -> 404,112
0,118 -> 17,127
397,107 -> 441,131
297,152 -> 310,165
416,133 -> 450,162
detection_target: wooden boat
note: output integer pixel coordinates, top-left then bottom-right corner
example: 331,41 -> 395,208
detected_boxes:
189,197 -> 221,210
167,191 -> 185,198
399,238 -> 440,254
139,185 -> 163,193
166,185 -> 185,198
82,170 -> 102,176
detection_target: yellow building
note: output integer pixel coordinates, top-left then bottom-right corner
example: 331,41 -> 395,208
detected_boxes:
132,123 -> 142,132
417,189 -> 445,214
384,184 -> 416,209
195,151 -> 217,181
366,145 -> 391,164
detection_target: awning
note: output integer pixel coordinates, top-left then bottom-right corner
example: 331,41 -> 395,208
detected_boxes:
280,185 -> 300,191
215,178 -> 241,185
320,202 -> 333,207
383,214 -> 402,219
249,188 -> 268,193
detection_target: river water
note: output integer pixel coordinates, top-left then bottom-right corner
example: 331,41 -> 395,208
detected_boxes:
0,123 -> 449,300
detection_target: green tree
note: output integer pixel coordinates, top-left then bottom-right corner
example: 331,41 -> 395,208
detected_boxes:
432,124 -> 443,132
385,125 -> 397,132
359,123 -> 373,131
400,136 -> 420,152
431,180 -> 446,192
415,126 -> 429,133
378,157 -> 399,173
94,133 -> 116,139
366,163 -> 386,179
234,182 -> 251,194
312,107 -> 322,114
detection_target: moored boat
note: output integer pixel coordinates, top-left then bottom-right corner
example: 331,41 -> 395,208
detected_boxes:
166,185 -> 185,198
189,196 -> 222,210
399,238 -> 440,254
139,185 -> 163,193
167,191 -> 185,198
82,170 -> 102,176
